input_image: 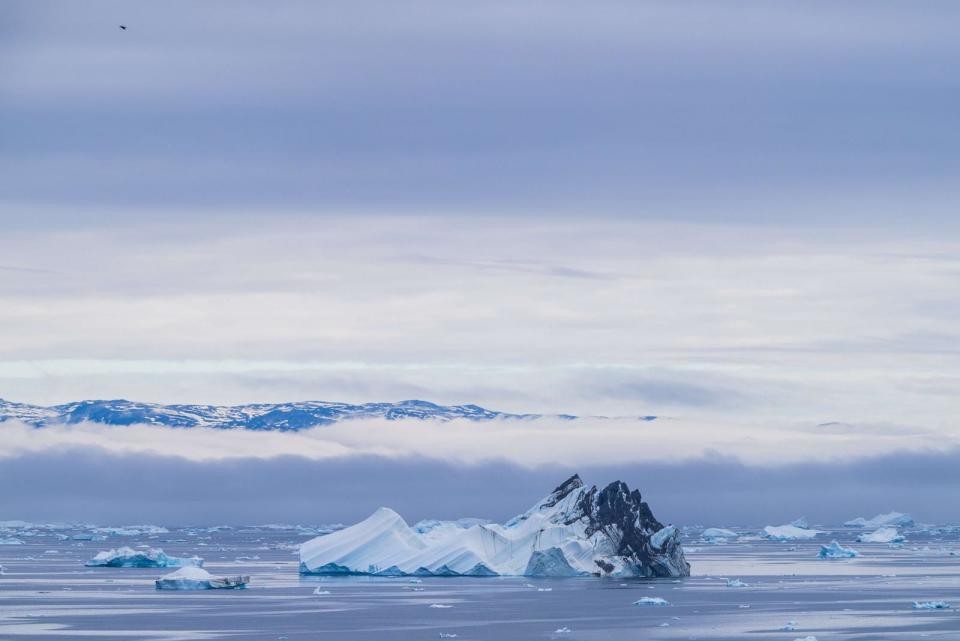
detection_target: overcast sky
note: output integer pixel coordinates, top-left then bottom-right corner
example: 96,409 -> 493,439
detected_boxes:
1,1 -> 959,524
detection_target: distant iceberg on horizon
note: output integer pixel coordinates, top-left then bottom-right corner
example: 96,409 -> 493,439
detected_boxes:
85,546 -> 203,569
762,522 -> 823,541
844,512 -> 914,529
299,474 -> 690,578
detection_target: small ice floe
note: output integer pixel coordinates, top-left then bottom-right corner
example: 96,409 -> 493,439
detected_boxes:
312,588 -> 331,595
818,541 -> 859,559
155,566 -> 249,590
725,578 -> 749,588
235,555 -> 260,561
439,634 -> 458,639
763,523 -> 823,541
738,604 -> 751,608
659,622 -> 670,627
553,627 -> 571,634
429,604 -> 453,609
913,601 -> 951,610
537,587 -> 553,592
86,546 -> 203,568
701,528 -> 738,543
780,620 -> 798,631
793,637 -> 818,641
634,597 -> 670,606
0,538 -> 25,545
857,527 -> 905,544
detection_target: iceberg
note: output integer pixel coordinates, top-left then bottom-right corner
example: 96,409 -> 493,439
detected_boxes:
85,546 -> 203,568
856,527 -> 905,544
634,597 -> 670,606
762,524 -> 823,541
155,566 -> 249,590
818,541 -> 859,559
844,512 -> 914,529
913,601 -> 950,610
299,474 -> 690,578
701,528 -> 738,543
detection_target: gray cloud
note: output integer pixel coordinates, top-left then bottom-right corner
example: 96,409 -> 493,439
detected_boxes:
3,1 -> 960,225
2,447 -> 959,526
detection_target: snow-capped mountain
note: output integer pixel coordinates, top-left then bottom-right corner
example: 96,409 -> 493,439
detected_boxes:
0,398 -> 580,431
299,474 -> 690,578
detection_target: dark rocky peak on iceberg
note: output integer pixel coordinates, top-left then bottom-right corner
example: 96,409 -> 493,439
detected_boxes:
586,480 -> 663,535
543,474 -> 584,507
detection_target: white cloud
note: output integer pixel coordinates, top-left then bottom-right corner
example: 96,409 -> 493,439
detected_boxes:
1,414 -> 955,467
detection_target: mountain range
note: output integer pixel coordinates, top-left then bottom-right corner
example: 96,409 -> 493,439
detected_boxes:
0,398 -> 601,431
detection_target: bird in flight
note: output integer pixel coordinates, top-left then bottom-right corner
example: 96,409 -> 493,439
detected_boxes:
119,25 -> 127,30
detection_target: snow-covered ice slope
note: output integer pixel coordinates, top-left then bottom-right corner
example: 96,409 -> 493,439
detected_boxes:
299,474 -> 689,578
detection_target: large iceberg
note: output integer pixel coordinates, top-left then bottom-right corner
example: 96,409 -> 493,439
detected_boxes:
844,512 -> 914,528
299,474 -> 690,578
762,524 -> 823,541
155,566 -> 249,590
857,527 -> 905,544
85,546 -> 203,568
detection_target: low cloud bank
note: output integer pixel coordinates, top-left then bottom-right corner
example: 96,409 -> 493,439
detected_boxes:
2,445 -> 959,527
1,417 -> 952,467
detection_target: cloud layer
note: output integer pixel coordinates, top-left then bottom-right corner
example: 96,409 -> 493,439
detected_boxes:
1,415 -> 955,468
3,444 -> 959,526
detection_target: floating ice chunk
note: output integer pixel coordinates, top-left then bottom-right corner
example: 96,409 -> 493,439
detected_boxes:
439,634 -> 458,639
857,527 -> 905,544
155,566 -> 248,590
634,597 -> 670,606
0,538 -> 24,545
780,620 -> 798,631
790,517 -> 809,529
85,546 -> 203,568
913,601 -> 951,610
844,512 -> 914,528
725,578 -> 749,588
763,524 -> 823,541
554,627 -> 571,634
793,637 -> 818,641
701,528 -> 738,543
537,587 -> 553,592
818,541 -> 859,559
429,603 -> 453,609
313,588 -> 331,595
